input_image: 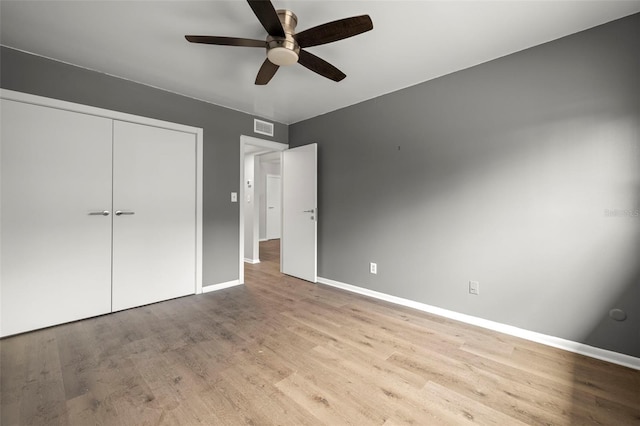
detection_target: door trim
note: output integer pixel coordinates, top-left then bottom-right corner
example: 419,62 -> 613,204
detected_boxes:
1,89 -> 204,295
239,135 -> 288,284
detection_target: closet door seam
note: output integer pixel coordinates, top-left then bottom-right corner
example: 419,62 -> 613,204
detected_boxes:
110,119 -> 115,313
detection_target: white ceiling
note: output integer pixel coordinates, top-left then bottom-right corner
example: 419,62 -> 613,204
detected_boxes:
1,1 -> 639,124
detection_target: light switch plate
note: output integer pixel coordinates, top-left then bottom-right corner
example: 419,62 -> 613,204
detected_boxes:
231,192 -> 238,202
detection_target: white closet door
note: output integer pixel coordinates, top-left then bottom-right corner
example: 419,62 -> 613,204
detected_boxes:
111,121 -> 196,311
1,100 -> 113,337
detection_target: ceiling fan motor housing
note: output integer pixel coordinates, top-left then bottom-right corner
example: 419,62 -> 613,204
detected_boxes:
266,9 -> 300,66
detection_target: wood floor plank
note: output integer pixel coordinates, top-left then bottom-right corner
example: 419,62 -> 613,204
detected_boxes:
65,390 -> 120,426
421,381 -> 530,425
275,370 -> 386,425
1,238 -> 639,425
310,344 -> 441,422
339,302 -> 467,350
18,329 -> 69,425
0,330 -> 28,424
387,346 -> 576,425
217,360 -> 319,425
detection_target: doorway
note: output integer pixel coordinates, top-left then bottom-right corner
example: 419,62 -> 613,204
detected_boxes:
259,239 -> 281,265
239,135 -> 288,284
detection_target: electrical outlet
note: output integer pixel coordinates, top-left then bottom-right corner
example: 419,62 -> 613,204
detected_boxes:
469,280 -> 480,295
370,262 -> 377,274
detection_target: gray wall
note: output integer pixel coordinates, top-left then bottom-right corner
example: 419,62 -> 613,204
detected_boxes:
0,46 -> 288,286
290,14 -> 640,357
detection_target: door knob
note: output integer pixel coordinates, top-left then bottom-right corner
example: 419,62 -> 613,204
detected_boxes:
88,210 -> 110,216
115,211 -> 135,216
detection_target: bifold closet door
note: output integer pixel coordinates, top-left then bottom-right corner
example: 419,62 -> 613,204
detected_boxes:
111,121 -> 196,311
0,100 -> 113,337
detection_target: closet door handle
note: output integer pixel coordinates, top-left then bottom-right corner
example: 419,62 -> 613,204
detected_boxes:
115,211 -> 135,216
89,210 -> 110,216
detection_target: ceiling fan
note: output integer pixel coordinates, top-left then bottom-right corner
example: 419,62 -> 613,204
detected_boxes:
185,0 -> 373,85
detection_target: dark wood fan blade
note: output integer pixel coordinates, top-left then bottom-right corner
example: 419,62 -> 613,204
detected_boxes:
247,0 -> 285,37
298,50 -> 346,82
296,15 -> 373,48
185,36 -> 266,48
255,59 -> 280,85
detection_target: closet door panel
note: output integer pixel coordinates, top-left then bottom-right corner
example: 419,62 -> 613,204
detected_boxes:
112,121 -> 196,311
0,100 -> 113,336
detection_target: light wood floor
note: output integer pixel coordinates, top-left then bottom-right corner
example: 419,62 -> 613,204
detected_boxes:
1,239 -> 638,425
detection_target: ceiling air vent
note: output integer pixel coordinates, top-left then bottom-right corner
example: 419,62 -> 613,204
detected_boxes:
254,119 -> 274,137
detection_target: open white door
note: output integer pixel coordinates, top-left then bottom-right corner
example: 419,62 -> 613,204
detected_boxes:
282,143 -> 317,282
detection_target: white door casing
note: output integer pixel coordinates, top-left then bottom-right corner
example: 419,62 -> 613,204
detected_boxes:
0,100 -> 113,336
111,121 -> 197,311
238,136 -> 288,284
266,174 -> 282,240
282,143 -> 317,283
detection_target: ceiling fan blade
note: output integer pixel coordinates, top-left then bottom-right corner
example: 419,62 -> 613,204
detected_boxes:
255,59 -> 280,85
298,50 -> 346,82
295,15 -> 373,48
247,0 -> 285,37
185,36 -> 266,48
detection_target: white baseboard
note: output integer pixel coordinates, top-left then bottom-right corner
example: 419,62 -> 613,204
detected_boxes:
202,280 -> 242,293
244,258 -> 260,264
317,276 -> 640,371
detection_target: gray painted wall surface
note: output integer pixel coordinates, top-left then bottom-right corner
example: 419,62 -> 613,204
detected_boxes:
290,14 -> 640,357
0,46 -> 288,286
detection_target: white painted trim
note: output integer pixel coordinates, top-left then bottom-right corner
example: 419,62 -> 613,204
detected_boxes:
259,238 -> 269,242
317,276 -> 640,371
195,128 -> 203,295
244,258 -> 261,264
202,280 -> 242,293
239,135 -> 288,284
1,89 -> 204,296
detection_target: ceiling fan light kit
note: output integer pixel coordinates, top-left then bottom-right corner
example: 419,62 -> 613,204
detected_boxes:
267,44 -> 299,66
185,0 -> 373,85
